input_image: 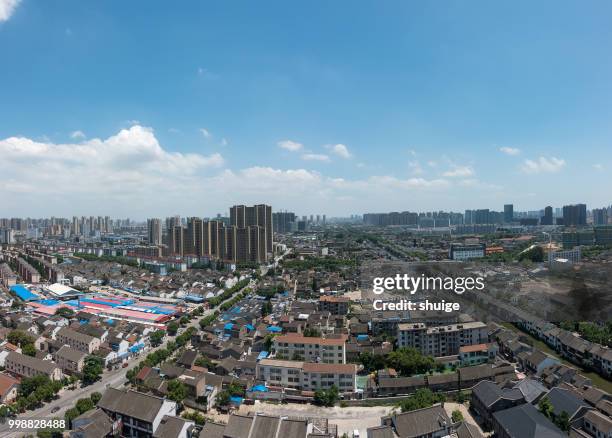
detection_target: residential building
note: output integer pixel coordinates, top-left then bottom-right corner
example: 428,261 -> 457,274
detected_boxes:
449,243 -> 486,261
492,403 -> 565,438
563,204 -> 587,227
54,345 -> 87,373
5,351 -> 62,380
97,388 -> 177,438
459,343 -> 498,366
504,204 -> 513,223
319,295 -> 350,315
379,405 -> 452,438
147,219 -> 163,245
256,359 -> 357,393
0,373 -> 19,404
471,380 -> 525,429
397,321 -> 488,357
272,333 -> 346,364
57,327 -> 101,353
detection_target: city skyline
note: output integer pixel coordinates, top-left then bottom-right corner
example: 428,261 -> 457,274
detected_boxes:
2,1 -> 612,216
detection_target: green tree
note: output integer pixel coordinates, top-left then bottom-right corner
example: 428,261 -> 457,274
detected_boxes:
314,385 -> 339,407
386,348 -> 435,376
54,307 -> 75,319
22,343 -> 37,357
65,407 -> 80,428
195,355 -> 214,369
451,410 -> 464,423
149,330 -> 165,347
82,356 -> 104,385
538,396 -> 554,419
398,388 -> 445,412
216,390 -> 231,407
7,330 -> 35,348
167,321 -> 179,336
456,390 -> 466,404
167,379 -> 187,403
90,391 -> 102,405
359,352 -> 386,373
555,411 -> 571,431
75,397 -> 94,414
37,426 -> 63,438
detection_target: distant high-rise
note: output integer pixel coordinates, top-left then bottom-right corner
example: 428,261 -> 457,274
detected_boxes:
147,218 -> 162,245
541,206 -> 553,225
562,204 -> 587,226
230,204 -> 273,261
593,208 -> 608,226
273,211 -> 296,233
504,204 -> 513,223
474,209 -> 490,224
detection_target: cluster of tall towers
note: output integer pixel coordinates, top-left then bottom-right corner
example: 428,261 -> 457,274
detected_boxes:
147,204 -> 273,264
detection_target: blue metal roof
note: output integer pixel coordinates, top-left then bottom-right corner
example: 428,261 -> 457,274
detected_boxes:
10,285 -> 38,301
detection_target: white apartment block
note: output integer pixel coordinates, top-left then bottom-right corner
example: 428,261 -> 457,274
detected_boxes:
272,334 -> 346,364
397,321 -> 488,357
256,359 -> 356,393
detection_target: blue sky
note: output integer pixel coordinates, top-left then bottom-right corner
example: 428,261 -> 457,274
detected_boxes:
1,0 -> 611,217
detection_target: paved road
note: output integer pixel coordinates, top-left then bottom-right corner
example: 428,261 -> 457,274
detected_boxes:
0,277 -> 257,437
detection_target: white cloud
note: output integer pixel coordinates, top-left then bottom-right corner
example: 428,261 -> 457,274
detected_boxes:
199,128 -> 211,138
442,166 -> 474,177
328,143 -> 352,159
220,138 -> 228,147
0,125 -> 510,216
499,146 -> 521,156
521,156 -> 566,174
70,130 -> 86,140
593,164 -> 604,171
0,126 -> 224,208
301,153 -> 330,162
0,0 -> 20,22
277,140 -> 303,152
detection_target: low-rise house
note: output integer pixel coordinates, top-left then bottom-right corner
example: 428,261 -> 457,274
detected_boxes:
377,376 -> 426,396
5,351 -> 62,380
69,408 -> 115,438
97,388 -> 177,437
589,345 -> 612,378
492,403 -> 565,438
471,380 -> 525,429
571,409 -> 612,438
545,387 -> 591,423
458,364 -> 495,389
54,345 -> 87,374
152,415 -> 194,438
379,404 -> 452,438
426,372 -> 458,392
459,343 -> 498,366
56,327 -> 101,354
511,378 -> 547,404
0,373 -> 19,403
521,350 -> 560,376
201,413 -> 309,438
